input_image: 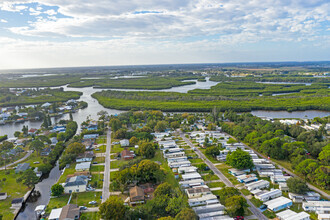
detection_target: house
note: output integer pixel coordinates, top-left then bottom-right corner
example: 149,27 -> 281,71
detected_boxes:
49,208 -> 62,220
255,189 -> 282,202
11,197 -> 24,209
304,192 -> 321,201
51,137 -> 58,146
82,140 -> 93,150
188,194 -> 218,207
41,102 -> 51,108
265,196 -> 293,212
121,150 -> 135,160
63,175 -> 88,193
182,172 -> 202,181
75,162 -> 91,171
236,173 -> 258,183
186,186 -> 211,198
302,201 -> 330,214
229,168 -> 250,176
318,214 -> 330,220
167,156 -> 188,163
59,204 -> 80,220
159,140 -> 177,149
178,166 -> 198,174
51,126 -> 66,133
41,147 -> 51,156
245,180 -> 269,191
271,175 -> 291,184
0,193 -> 7,200
193,203 -> 225,215
76,151 -> 94,163
169,160 -> 191,168
130,186 -> 145,205
164,151 -> 185,158
289,193 -> 306,203
179,179 -> 205,188
28,128 -> 38,135
87,125 -> 98,131
83,134 -> 99,140
276,209 -> 310,220
139,183 -> 154,194
15,163 -> 30,173
120,139 -> 130,147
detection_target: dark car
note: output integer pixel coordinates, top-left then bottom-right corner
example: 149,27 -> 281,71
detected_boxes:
93,162 -> 98,164
234,216 -> 244,220
259,204 -> 267,209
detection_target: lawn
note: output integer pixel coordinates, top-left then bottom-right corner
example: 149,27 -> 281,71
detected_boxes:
110,144 -> 124,153
93,145 -> 106,153
90,173 -> 104,189
263,210 -> 276,219
93,157 -> 105,163
81,212 -> 100,220
17,151 -> 44,168
0,170 -> 31,220
58,163 -> 76,183
202,174 -> 220,181
110,171 -> 118,180
241,188 -> 251,196
250,197 -> 263,207
189,158 -> 203,164
207,181 -> 226,188
211,190 -> 222,197
96,136 -> 106,144
110,160 -> 129,169
90,165 -> 104,172
216,164 -> 240,185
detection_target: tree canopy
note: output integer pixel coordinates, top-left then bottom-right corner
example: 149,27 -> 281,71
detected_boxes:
226,149 -> 254,169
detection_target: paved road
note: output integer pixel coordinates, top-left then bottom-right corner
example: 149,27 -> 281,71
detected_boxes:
102,128 -> 111,203
0,150 -> 33,170
223,132 -> 330,200
181,134 -> 268,220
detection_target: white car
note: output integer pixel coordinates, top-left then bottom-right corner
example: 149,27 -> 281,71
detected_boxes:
88,201 -> 97,205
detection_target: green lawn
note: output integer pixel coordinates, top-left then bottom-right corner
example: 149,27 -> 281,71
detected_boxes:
81,212 -> 100,220
93,145 -> 106,153
90,165 -> 104,172
189,158 -> 203,164
207,181 -> 226,188
250,197 -> 263,207
90,173 -> 104,189
93,157 -> 105,163
211,190 -> 222,197
0,170 -> 31,220
202,174 -> 220,181
216,164 -> 240,185
263,210 -> 276,219
110,171 -> 118,180
110,160 -> 129,169
58,163 -> 76,183
96,136 -> 106,144
17,151 -> 44,168
241,188 -> 251,196
110,144 -> 124,153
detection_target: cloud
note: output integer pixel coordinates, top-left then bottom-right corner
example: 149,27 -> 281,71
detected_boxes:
0,19 -> 8,23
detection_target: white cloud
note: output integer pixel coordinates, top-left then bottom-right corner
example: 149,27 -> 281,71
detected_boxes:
0,19 -> 8,23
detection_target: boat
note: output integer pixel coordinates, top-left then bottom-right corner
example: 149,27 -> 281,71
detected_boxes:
34,205 -> 46,219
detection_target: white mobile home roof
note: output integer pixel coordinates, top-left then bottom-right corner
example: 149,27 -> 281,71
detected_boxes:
178,166 -> 197,173
75,162 -> 91,170
256,189 -> 282,200
169,160 -> 191,168
179,179 -> 204,187
276,209 -> 310,220
193,204 -> 225,214
199,215 -> 233,220
198,211 -> 225,219
245,180 -> 269,190
265,196 -> 292,210
188,194 -> 217,203
182,172 -> 202,180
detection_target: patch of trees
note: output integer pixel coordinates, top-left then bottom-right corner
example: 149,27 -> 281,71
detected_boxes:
226,149 -> 254,169
59,142 -> 85,169
222,112 -> 329,189
16,169 -> 39,188
0,135 -> 8,142
217,187 -> 248,217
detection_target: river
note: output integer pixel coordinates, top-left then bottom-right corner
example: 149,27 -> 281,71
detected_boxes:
1,78 -> 329,138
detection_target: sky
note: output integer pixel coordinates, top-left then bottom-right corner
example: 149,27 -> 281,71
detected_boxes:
0,0 -> 329,69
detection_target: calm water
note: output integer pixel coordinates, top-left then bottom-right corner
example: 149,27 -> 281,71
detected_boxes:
251,110 -> 330,119
17,162 -> 61,220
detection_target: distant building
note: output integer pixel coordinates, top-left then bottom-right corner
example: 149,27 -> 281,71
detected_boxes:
121,150 -> 135,160
49,204 -> 80,220
50,137 -> 58,146
302,201 -> 330,214
75,162 -> 91,171
63,175 -> 88,193
255,189 -> 282,202
28,128 -> 38,135
188,194 -> 219,207
120,139 -> 130,147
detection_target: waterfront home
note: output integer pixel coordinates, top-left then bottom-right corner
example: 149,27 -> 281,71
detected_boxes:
188,194 -> 218,207
15,163 -> 30,173
264,196 -> 293,212
186,186 -> 211,198
0,192 -> 7,200
11,198 -> 24,209
28,128 -> 38,135
255,189 -> 282,202
121,149 -> 135,160
120,139 -> 130,147
130,186 -> 145,205
51,126 -> 66,133
49,204 -> 80,220
63,175 -> 88,193
75,162 -> 91,171
76,151 -> 94,163
276,209 -> 310,220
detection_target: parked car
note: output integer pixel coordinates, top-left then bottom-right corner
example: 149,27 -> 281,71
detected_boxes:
259,204 -> 267,209
93,162 -> 98,164
234,216 -> 244,220
79,206 -> 87,210
88,201 -> 97,205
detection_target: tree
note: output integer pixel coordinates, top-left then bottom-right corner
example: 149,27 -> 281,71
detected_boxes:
129,136 -> 139,146
154,182 -> 175,198
225,195 -> 247,217
38,163 -> 53,174
226,149 -> 254,169
155,121 -> 168,132
287,177 -> 309,194
22,125 -> 28,135
314,166 -> 330,190
166,195 -> 187,216
29,140 -> 44,156
14,131 -> 21,138
318,144 -> 330,166
0,141 -> 14,152
227,137 -> 237,144
42,114 -> 49,128
65,142 -> 85,156
51,184 -> 64,196
137,160 -> 165,183
109,118 -> 122,132
205,146 -> 220,158
99,196 -> 126,220
217,187 -> 240,204
139,142 -> 156,159
207,123 -> 216,131
170,121 -> 180,130
175,208 -> 197,220
17,170 -> 39,188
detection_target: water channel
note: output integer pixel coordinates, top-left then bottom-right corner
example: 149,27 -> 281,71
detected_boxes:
4,77 -> 330,219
